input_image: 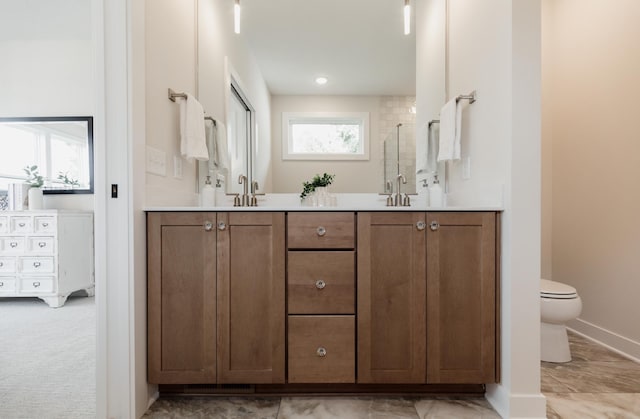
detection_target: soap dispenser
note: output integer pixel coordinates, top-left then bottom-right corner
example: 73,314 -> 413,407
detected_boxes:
429,173 -> 443,207
200,175 -> 216,207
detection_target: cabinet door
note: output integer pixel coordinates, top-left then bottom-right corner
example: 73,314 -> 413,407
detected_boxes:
426,212 -> 497,383
147,212 -> 217,384
217,212 -> 285,383
357,212 -> 426,383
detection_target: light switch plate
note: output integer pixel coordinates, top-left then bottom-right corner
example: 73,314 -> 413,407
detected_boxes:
146,146 -> 166,176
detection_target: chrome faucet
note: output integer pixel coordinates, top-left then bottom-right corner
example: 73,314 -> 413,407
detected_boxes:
395,174 -> 407,206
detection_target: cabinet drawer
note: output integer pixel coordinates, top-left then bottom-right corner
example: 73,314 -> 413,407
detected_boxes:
287,212 -> 355,249
288,315 -> 355,383
27,237 -> 55,254
20,277 -> 55,293
34,216 -> 56,234
1,237 -> 26,253
20,257 -> 55,273
0,257 -> 17,273
10,216 -> 32,233
288,251 -> 355,314
0,277 -> 16,294
0,216 -> 7,233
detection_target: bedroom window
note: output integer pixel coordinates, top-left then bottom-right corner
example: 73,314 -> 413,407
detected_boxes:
282,112 -> 369,160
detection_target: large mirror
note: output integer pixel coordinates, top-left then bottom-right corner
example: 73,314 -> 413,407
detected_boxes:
0,116 -> 94,195
198,0 -> 417,194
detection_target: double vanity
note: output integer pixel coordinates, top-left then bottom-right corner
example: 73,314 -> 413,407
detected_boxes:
146,198 -> 500,394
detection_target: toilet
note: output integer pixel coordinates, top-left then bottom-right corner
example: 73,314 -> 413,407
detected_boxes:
540,279 -> 582,363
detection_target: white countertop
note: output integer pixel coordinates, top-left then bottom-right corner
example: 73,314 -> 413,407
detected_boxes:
144,193 -> 503,212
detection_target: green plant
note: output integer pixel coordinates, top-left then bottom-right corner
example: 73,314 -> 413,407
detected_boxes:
300,173 -> 335,199
23,165 -> 44,188
57,171 -> 80,187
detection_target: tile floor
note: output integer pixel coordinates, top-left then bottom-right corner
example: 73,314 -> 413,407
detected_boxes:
144,331 -> 640,418
542,331 -> 640,418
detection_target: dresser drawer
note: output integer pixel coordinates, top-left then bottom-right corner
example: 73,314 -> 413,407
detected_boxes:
34,216 -> 56,234
288,251 -> 355,314
288,315 -> 355,383
27,237 -> 55,254
0,277 -> 17,294
1,237 -> 26,253
0,216 -> 7,233
20,277 -> 55,293
0,257 -> 17,273
10,216 -> 32,233
287,212 -> 355,249
20,257 -> 55,273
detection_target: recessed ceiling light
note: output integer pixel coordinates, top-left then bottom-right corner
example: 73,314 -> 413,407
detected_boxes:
315,77 -> 328,85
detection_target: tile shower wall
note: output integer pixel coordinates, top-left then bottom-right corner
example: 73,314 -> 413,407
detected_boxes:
379,96 -> 416,193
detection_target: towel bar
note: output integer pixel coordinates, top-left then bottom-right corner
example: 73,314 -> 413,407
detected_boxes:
455,90 -> 477,104
168,88 -> 187,102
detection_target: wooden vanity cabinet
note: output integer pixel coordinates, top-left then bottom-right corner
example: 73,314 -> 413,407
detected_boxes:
357,212 -> 427,383
217,212 -> 286,384
426,212 -> 497,384
147,212 -> 217,384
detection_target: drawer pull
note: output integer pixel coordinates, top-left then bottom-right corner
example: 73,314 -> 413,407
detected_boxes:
316,226 -> 326,237
18,222 -> 26,227
416,221 -> 426,231
315,279 -> 326,290
218,221 -> 226,231
430,221 -> 440,231
10,242 -> 18,248
33,262 -> 41,268
316,347 -> 327,357
33,281 -> 41,288
204,221 -> 213,231
38,242 -> 47,248
42,222 -> 49,227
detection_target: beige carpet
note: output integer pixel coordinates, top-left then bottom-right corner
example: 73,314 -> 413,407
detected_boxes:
0,295 -> 95,419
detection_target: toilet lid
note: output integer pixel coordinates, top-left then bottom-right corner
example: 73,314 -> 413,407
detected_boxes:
541,279 -> 577,299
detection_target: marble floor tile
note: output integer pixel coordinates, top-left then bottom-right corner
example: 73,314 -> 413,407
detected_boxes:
546,393 -> 640,419
414,398 -> 500,419
543,360 -> 640,393
143,397 -> 281,419
567,332 -> 630,363
277,397 -> 419,419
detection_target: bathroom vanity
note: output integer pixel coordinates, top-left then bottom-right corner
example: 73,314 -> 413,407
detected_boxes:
146,205 -> 500,393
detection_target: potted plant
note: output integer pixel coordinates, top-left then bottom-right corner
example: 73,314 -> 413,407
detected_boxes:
300,173 -> 335,206
24,165 -> 44,210
57,171 -> 80,188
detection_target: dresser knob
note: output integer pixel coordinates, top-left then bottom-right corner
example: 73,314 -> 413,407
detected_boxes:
204,221 -> 213,231
18,222 -> 25,227
10,242 -> 18,248
0,262 -> 3,267
218,221 -> 227,231
430,221 -> 440,231
0,282 -> 3,287
38,242 -> 47,248
33,262 -> 41,268
316,226 -> 326,237
416,221 -> 426,231
316,347 -> 327,357
315,279 -> 326,290
42,222 -> 49,227
33,281 -> 41,288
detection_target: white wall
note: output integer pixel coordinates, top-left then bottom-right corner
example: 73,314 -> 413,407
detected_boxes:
543,0 -> 640,359
418,1 -> 544,417
0,1 -> 95,211
271,96 -> 414,193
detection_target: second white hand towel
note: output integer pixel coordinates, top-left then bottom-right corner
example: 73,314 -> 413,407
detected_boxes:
180,93 -> 209,162
437,98 -> 462,162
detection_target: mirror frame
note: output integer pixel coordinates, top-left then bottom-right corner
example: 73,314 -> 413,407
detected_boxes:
0,116 -> 94,195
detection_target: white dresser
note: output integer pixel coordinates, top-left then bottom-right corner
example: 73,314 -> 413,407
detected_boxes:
0,210 -> 94,308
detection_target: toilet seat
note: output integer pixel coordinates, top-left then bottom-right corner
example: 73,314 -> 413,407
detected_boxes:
541,279 -> 577,299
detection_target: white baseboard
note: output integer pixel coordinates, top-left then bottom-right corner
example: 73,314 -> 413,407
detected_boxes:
568,318 -> 640,363
486,384 -> 547,419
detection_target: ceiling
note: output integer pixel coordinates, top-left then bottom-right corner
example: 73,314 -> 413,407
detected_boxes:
241,0 -> 416,96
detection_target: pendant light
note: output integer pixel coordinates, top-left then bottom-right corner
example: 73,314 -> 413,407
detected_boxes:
234,0 -> 241,34
404,0 -> 411,35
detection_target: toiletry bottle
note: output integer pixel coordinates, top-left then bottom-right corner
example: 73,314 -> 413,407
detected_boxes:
429,174 -> 443,207
201,176 -> 216,207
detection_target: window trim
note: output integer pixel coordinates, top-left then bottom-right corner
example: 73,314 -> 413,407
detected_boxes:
282,112 -> 370,161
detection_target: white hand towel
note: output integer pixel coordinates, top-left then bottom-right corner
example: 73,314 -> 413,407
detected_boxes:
179,93 -> 209,162
437,98 -> 462,162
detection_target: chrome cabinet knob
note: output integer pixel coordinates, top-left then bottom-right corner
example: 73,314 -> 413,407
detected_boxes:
38,242 -> 47,248
10,242 -> 18,248
33,281 -> 41,288
316,226 -> 326,236
316,347 -> 327,357
42,222 -> 49,227
0,282 -> 3,287
33,262 -> 41,268
0,262 -> 3,267
416,221 -> 426,231
18,222 -> 25,227
315,279 -> 326,290
430,221 -> 440,231
218,221 -> 227,231
204,221 -> 213,231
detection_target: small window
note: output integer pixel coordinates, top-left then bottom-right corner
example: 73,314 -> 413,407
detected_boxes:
282,112 -> 369,160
